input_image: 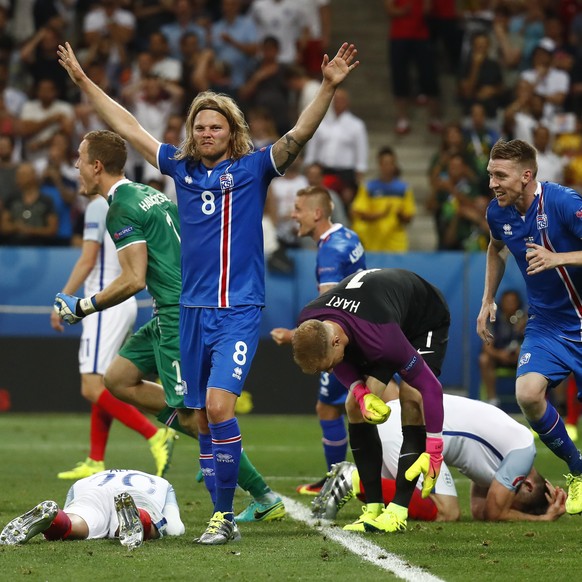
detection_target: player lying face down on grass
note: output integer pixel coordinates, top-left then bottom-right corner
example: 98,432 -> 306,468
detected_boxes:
0,469 -> 185,549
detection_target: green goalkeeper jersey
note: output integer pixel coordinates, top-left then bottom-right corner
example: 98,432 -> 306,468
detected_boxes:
106,180 -> 181,311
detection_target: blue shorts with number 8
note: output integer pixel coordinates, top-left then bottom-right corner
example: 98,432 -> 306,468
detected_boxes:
180,305 -> 262,409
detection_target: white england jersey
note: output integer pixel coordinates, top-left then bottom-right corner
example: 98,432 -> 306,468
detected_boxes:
64,469 -> 184,539
83,196 -> 123,297
78,196 -> 137,375
379,395 -> 535,491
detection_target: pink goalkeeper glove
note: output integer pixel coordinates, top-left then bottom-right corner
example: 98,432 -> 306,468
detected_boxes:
352,383 -> 391,424
404,436 -> 444,498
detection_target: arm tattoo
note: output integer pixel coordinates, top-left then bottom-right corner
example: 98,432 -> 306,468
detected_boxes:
274,133 -> 306,173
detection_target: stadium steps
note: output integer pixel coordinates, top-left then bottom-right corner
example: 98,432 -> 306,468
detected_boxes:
329,0 -> 462,250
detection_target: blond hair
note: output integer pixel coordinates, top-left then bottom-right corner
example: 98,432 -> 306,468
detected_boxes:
292,319 -> 331,374
296,185 -> 334,218
490,139 -> 538,177
175,91 -> 254,161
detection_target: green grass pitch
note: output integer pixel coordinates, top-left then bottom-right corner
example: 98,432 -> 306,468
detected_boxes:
0,412 -> 579,581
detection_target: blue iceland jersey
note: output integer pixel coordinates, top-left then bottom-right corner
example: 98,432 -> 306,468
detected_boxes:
317,224 -> 366,288
158,143 -> 280,307
487,181 -> 582,341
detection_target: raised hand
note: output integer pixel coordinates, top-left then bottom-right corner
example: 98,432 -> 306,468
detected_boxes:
57,42 -> 87,87
321,42 -> 360,87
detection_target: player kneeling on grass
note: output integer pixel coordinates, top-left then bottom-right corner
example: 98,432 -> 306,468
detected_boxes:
312,393 -> 567,528
0,469 -> 184,550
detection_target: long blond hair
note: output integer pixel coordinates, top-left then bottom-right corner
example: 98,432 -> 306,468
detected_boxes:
175,92 -> 254,161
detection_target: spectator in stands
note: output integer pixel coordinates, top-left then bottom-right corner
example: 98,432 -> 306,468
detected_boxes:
161,0 -> 207,59
479,289 -> 526,407
211,0 -> 258,91
303,87 -> 368,210
463,102 -> 500,193
533,124 -> 567,182
33,0 -> 75,33
265,157 -> 308,249
191,48 -> 235,97
34,131 -> 78,214
121,71 -> 184,182
238,36 -> 290,136
19,23 -> 70,98
132,0 -> 174,51
145,31 -> 182,83
177,31 -> 203,112
427,122 -> 476,221
385,0 -> 442,135
1,162 -> 58,246
434,153 -> 489,251
491,3 -> 524,88
285,64 -> 321,122
247,106 -> 279,149
520,37 -> 571,121
555,114 -> 582,191
297,0 -> 331,78
503,78 -> 547,141
350,146 -> 416,252
82,0 -> 136,86
73,59 -> 111,138
0,135 -> 18,212
427,0 -> 462,75
509,0 -> 546,71
19,78 -> 74,164
459,31 -> 506,123
0,60 -> 27,122
249,0 -> 309,65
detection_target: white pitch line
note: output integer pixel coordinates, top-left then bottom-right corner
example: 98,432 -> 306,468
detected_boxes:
280,495 -> 446,582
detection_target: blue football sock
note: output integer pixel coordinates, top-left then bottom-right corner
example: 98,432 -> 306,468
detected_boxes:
320,416 -> 348,470
210,417 -> 241,519
198,432 -> 216,504
529,402 -> 582,474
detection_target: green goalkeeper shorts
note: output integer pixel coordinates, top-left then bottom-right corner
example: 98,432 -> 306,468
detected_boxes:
118,307 -> 185,409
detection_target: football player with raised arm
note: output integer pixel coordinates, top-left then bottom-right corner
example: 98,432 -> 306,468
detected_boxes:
57,39 -> 360,544
271,185 -> 366,494
53,130 -> 286,540
477,139 -> 582,515
293,267 -> 450,533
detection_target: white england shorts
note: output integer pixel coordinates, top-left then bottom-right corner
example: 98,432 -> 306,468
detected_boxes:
79,298 -> 137,375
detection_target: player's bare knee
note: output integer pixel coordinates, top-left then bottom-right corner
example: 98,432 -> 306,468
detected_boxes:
80,373 -> 104,403
515,385 -> 543,411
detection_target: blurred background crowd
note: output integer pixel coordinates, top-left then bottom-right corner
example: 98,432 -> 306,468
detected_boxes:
1,0 -> 582,256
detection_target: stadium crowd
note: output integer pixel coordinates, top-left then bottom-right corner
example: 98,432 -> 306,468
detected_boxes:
0,0 -> 581,254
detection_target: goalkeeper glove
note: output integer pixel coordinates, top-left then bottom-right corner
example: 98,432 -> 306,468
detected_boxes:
54,292 -> 99,325
404,436 -> 444,498
352,383 -> 391,424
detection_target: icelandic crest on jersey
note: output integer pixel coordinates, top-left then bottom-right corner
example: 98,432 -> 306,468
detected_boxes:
503,224 -> 512,236
220,172 -> 234,194
536,213 -> 548,230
